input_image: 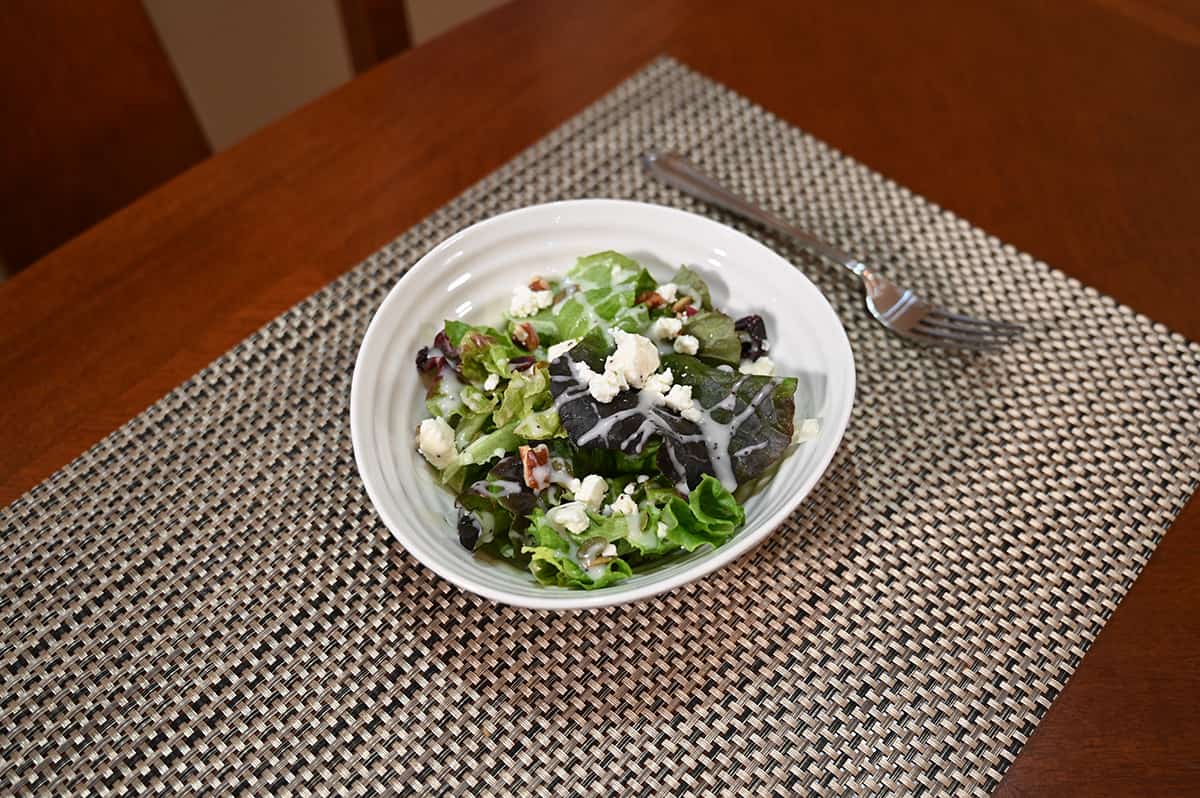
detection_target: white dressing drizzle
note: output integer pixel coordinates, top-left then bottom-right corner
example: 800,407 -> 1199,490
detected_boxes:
529,460 -> 552,490
433,369 -> 466,418
731,441 -> 768,459
555,290 -> 613,345
575,389 -> 661,447
553,354 -> 781,496
688,378 -> 772,492
489,479 -> 525,496
547,458 -> 577,489
626,507 -> 641,538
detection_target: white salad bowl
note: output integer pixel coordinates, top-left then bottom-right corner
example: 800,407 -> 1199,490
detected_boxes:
351,199 -> 855,610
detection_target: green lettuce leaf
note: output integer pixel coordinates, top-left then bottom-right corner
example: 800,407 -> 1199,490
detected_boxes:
458,422 -> 521,467
568,251 -> 642,289
514,407 -> 564,439
550,332 -> 713,491
655,474 -> 745,551
508,315 -> 559,348
594,494 -> 674,556
438,461 -> 468,494
663,354 -> 798,489
460,385 -> 496,415
523,509 -> 568,548
671,265 -> 713,310
495,365 -> 551,426
610,303 -> 651,334
443,321 -> 521,383
525,546 -> 633,589
453,409 -> 491,450
440,420 -> 521,492
458,456 -> 538,554
489,363 -> 565,440
566,438 -> 662,478
683,310 -> 741,366
425,382 -> 464,422
519,504 -> 640,589
524,537 -> 635,589
555,252 -> 655,340
555,287 -> 645,340
441,319 -> 473,347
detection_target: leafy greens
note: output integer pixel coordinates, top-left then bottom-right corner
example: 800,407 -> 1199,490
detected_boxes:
411,250 -> 813,591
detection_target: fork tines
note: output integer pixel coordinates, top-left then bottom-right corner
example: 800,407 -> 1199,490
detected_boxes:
912,309 -> 1025,350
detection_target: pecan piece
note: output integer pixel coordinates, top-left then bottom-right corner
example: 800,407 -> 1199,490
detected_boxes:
511,321 -> 539,351
671,296 -> 694,313
519,443 -> 551,491
636,290 -> 666,309
528,276 -> 550,291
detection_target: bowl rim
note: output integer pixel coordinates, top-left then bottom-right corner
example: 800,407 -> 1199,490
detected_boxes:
350,198 -> 856,610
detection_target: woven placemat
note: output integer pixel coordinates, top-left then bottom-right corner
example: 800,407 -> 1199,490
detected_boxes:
4,58 -> 1199,797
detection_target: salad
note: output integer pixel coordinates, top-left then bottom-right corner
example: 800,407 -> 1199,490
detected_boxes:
413,251 -> 814,589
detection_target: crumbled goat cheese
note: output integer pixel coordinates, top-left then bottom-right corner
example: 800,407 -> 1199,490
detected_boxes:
587,370 -> 624,403
664,384 -> 703,422
569,358 -> 623,404
546,337 -> 580,361
547,501 -> 591,534
417,418 -> 456,469
606,330 -> 660,389
657,282 -> 678,302
649,316 -> 682,340
641,368 -> 674,401
571,358 -> 598,382
609,494 -> 638,516
738,356 -> 775,376
483,373 -> 499,390
510,285 -> 554,317
795,418 -> 821,443
574,474 -> 608,509
601,543 -> 618,558
582,331 -> 662,403
673,334 -> 699,355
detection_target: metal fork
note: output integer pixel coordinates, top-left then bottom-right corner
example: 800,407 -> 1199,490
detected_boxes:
642,151 -> 1024,350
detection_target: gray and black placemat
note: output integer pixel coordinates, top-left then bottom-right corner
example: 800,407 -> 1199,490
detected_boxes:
4,58 -> 1199,796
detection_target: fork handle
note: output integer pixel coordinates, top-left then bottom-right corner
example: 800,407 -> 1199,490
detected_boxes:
642,151 -> 866,277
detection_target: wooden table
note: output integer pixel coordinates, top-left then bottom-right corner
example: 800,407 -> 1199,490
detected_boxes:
2,1 -> 1197,793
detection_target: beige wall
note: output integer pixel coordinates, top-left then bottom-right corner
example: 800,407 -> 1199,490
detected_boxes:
144,0 -> 509,153
407,0 -> 509,45
144,0 -> 355,151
